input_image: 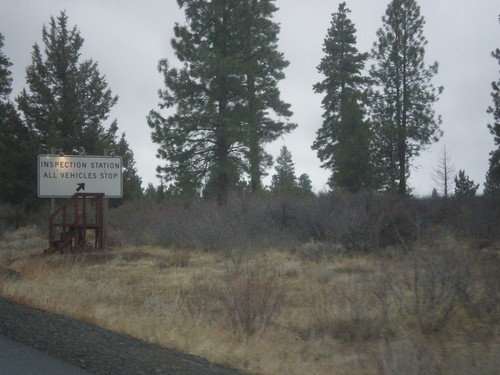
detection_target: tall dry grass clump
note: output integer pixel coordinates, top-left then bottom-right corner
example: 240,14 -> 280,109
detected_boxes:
377,229 -> 474,334
221,259 -> 286,336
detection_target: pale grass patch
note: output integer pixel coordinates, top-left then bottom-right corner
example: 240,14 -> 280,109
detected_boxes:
0,225 -> 44,244
0,226 -> 46,263
0,229 -> 498,375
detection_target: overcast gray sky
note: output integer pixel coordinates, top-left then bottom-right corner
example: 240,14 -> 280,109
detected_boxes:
1,0 -> 498,195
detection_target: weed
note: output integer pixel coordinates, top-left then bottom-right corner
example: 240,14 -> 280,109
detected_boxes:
221,259 -> 286,336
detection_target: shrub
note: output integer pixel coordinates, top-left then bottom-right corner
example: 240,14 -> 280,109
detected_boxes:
220,259 -> 286,336
378,338 -> 441,375
379,338 -> 500,375
176,274 -> 223,322
459,250 -> 500,329
169,247 -> 190,268
311,274 -> 389,341
380,229 -> 473,334
107,193 -> 499,255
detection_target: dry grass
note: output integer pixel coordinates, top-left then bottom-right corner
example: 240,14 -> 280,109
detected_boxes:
0,228 -> 499,375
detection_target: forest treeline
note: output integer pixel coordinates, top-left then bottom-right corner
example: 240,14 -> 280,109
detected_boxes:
0,1 -> 499,216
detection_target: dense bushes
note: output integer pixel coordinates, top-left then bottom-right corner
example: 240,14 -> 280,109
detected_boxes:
2,192 -> 497,251
106,193 -> 500,252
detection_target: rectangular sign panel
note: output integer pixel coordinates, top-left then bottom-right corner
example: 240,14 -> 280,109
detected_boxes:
38,155 -> 123,198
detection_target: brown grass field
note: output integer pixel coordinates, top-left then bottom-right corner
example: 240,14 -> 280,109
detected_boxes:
0,225 -> 499,375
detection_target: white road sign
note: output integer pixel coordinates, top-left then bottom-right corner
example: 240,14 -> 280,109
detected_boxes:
38,155 -> 123,198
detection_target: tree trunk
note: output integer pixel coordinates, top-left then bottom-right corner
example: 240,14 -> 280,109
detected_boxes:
215,0 -> 229,205
247,74 -> 261,193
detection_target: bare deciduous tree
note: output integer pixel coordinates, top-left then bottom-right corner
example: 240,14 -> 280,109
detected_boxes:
432,146 -> 456,198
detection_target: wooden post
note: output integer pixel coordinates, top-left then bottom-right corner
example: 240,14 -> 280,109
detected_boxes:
102,150 -> 109,250
104,198 -> 108,250
50,148 -> 56,216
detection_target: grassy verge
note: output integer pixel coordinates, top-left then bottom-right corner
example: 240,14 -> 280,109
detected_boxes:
0,225 -> 499,375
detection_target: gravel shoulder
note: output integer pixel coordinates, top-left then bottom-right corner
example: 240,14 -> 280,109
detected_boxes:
0,297 -> 247,375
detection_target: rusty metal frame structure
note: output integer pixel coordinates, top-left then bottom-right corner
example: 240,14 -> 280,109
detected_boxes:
48,193 -> 104,252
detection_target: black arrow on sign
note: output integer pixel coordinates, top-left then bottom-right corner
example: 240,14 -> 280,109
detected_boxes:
76,183 -> 85,192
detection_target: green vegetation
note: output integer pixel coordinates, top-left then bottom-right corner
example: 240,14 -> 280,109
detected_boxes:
370,0 -> 443,195
1,1 -> 498,207
147,0 -> 295,203
485,16 -> 500,196
312,2 -> 373,192
1,2 -> 498,373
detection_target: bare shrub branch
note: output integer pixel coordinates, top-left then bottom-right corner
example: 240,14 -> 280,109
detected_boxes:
311,272 -> 389,341
220,259 -> 285,336
382,220 -> 474,334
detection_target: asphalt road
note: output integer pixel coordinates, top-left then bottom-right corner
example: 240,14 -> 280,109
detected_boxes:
0,297 -> 246,375
0,335 -> 92,375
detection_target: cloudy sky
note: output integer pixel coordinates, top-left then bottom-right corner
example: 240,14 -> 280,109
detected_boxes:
1,0 -> 498,195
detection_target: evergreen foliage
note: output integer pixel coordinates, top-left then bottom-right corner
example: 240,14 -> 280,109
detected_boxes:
312,2 -> 373,193
240,0 -> 296,193
484,15 -> 500,196
270,146 -> 296,194
110,134 -> 143,207
370,0 -> 442,195
454,170 -> 479,198
269,145 -> 312,196
143,182 -> 158,201
15,11 -> 142,203
148,0 -> 294,204
0,34 -> 39,205
0,33 -> 12,101
297,173 -> 314,196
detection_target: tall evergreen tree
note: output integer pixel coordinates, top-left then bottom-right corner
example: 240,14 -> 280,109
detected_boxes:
110,133 -> 143,206
148,0 -> 294,204
370,0 -> 442,195
454,170 -> 479,198
484,15 -> 500,196
17,11 -> 117,154
270,145 -> 296,194
269,146 -> 313,196
297,173 -> 314,196
16,11 -> 142,202
0,33 -> 12,100
239,0 -> 295,193
312,2 -> 373,193
0,34 -> 39,205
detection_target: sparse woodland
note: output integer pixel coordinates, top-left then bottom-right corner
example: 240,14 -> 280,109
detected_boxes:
1,1 -> 500,374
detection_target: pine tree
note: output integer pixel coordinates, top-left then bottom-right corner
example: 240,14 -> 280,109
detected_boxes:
148,0 -> 294,204
454,170 -> 479,198
312,2 -> 373,193
17,11 -> 117,154
297,173 -> 314,196
0,33 -> 12,101
240,0 -> 296,193
0,34 -> 39,205
109,133 -> 143,207
370,0 -> 442,195
16,11 -> 141,202
143,182 -> 158,201
270,145 -> 296,194
484,15 -> 500,196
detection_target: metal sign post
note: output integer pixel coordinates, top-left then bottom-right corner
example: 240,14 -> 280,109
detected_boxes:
38,154 -> 123,252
